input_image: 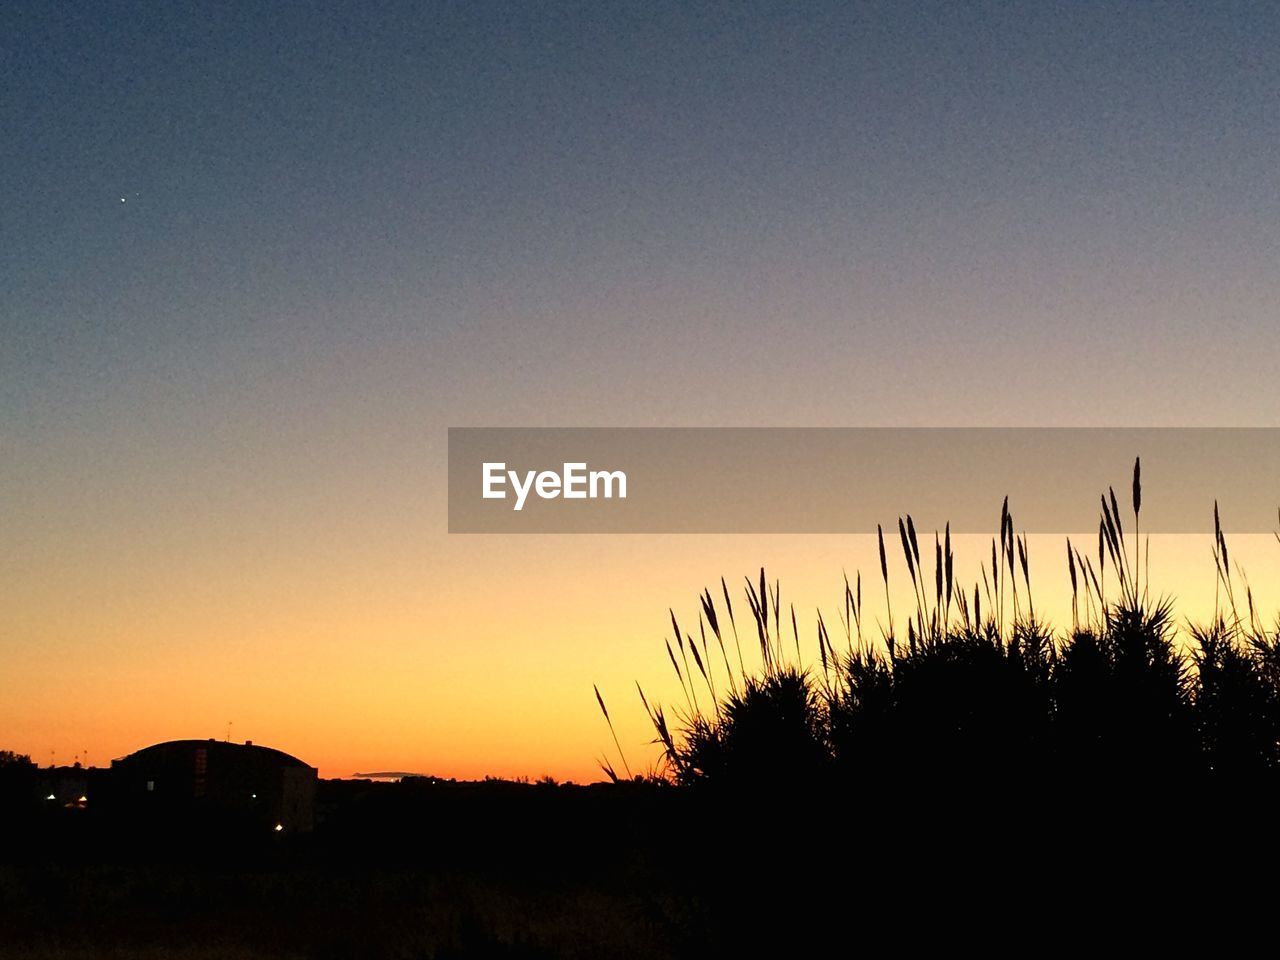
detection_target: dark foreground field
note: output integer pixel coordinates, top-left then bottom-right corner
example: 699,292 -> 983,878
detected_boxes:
1,778 -> 695,959
3,773 -> 1279,958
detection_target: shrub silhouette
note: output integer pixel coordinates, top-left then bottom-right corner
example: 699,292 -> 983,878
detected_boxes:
1192,618 -> 1280,779
887,622 -> 1054,786
597,460 -> 1280,799
691,667 -> 827,788
1055,600 -> 1194,782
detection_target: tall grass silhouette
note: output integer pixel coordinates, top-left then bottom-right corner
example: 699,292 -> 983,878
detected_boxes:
596,459 -> 1280,793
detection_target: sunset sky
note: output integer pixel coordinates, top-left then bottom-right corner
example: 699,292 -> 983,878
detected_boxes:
4,1 -> 1280,780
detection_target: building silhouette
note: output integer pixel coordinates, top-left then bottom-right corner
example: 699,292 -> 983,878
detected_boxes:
109,739 -> 317,832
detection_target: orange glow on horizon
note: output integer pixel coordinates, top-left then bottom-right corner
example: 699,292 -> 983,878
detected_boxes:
6,531 -> 1280,782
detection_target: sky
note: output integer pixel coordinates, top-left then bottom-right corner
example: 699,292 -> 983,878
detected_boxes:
3,1 -> 1280,780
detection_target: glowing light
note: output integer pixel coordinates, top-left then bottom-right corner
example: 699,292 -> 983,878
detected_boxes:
274,823 -> 283,832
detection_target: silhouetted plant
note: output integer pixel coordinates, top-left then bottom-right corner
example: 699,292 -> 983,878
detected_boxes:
1191,618 -> 1280,778
714,667 -> 826,786
594,460 -> 1280,796
1055,599 -> 1193,781
826,644 -> 894,785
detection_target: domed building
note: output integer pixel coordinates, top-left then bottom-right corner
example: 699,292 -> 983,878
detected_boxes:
109,739 -> 317,832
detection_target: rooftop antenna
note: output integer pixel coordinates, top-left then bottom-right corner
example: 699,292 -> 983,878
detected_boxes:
225,721 -> 233,742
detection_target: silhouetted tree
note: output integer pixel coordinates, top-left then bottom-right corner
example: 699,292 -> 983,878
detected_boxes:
0,750 -> 36,812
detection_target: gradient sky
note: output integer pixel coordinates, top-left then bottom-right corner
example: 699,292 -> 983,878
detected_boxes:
4,1 -> 1280,780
